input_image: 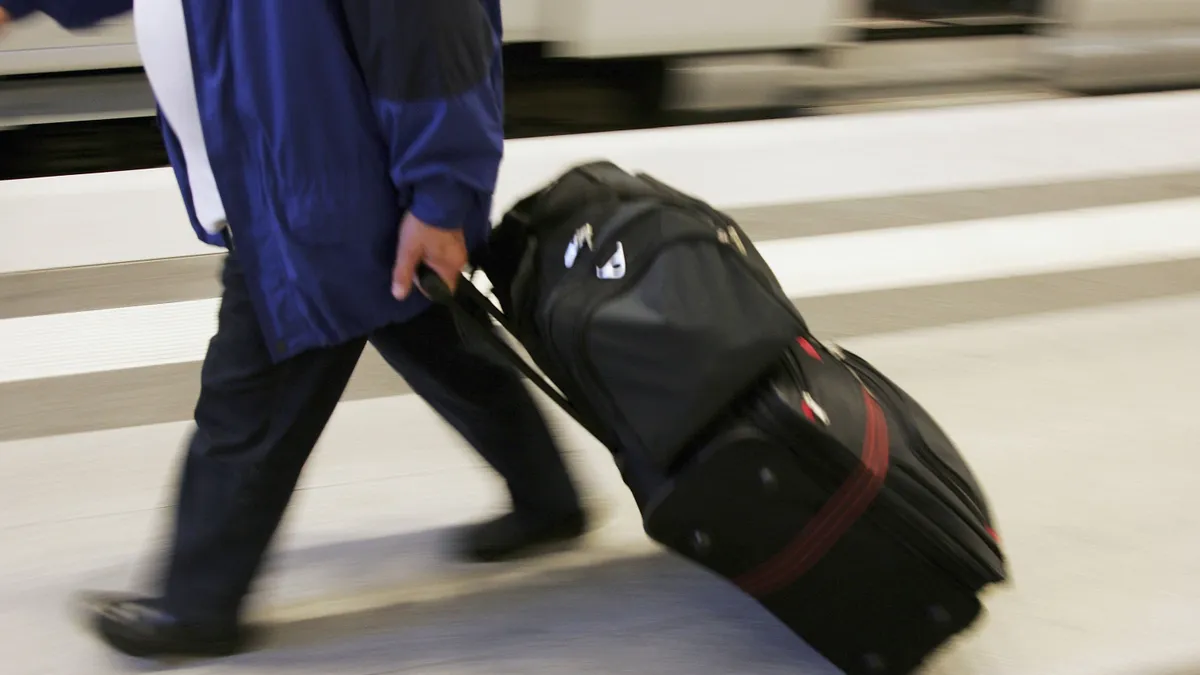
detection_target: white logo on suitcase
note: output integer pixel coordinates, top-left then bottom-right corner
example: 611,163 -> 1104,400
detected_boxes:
596,242 -> 626,280
564,223 -> 593,268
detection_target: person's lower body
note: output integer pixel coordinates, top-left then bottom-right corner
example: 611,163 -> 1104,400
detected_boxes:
82,250 -> 584,658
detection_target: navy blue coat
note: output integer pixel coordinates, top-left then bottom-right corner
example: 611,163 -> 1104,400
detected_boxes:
5,0 -> 505,360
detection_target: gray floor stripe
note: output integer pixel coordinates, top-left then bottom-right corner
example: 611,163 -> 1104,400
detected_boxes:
729,170 -> 1200,241
3,256 -> 1198,442
3,170 -> 1200,320
0,253 -> 223,320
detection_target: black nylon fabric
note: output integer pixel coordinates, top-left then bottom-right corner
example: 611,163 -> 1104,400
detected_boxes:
474,162 -> 1007,675
642,340 -> 1006,675
480,162 -> 802,470
585,236 -> 801,467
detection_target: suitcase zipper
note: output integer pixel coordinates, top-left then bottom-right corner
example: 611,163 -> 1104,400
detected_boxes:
843,354 -> 991,523
840,352 -> 1002,562
813,338 -> 992,531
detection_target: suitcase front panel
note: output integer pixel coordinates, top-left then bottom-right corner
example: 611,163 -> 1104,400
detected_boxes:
642,413 -> 985,675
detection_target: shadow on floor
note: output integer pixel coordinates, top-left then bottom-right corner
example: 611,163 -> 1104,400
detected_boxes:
200,526 -> 835,674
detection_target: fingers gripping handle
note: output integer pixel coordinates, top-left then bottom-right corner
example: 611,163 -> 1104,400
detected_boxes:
416,265 -> 508,331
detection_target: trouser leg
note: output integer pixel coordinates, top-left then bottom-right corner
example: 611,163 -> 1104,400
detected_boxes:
160,252 -> 365,620
369,304 -> 581,517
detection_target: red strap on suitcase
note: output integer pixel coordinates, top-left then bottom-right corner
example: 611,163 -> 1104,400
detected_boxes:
733,386 -> 891,597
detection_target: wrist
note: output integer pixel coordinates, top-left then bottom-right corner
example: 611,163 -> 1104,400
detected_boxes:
0,0 -> 38,22
409,175 -> 475,231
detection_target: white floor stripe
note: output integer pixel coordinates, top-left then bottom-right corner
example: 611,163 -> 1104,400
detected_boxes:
764,196 -> 1200,297
3,197 -> 1200,384
2,297 -> 220,384
3,90 -> 1200,273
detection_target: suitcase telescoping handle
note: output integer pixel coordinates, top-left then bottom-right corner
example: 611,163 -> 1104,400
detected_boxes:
415,266 -> 605,439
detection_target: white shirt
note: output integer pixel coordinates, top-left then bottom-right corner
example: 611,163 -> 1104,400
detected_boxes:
133,0 -> 228,235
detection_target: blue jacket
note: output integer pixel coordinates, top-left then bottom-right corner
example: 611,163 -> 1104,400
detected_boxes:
6,0 -> 505,361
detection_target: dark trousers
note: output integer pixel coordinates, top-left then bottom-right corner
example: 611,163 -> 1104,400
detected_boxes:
160,251 -> 580,620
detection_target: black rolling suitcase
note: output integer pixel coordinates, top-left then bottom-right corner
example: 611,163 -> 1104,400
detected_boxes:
417,162 -> 1007,675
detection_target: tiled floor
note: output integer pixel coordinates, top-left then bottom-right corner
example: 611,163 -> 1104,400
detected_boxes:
3,293 -> 1199,674
4,100 -> 1200,673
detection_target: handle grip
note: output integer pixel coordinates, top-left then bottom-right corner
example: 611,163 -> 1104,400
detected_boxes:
415,266 -> 457,305
414,265 -> 609,444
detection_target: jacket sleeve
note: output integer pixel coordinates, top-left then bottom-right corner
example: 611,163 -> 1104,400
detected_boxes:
2,0 -> 132,29
339,0 -> 504,231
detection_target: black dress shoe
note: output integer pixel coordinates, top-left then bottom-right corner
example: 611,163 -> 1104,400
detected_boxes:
78,592 -> 247,659
457,509 -> 587,562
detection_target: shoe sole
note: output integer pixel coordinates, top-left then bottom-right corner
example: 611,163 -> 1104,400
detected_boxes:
72,593 -> 248,661
97,623 -> 245,661
464,522 -> 590,563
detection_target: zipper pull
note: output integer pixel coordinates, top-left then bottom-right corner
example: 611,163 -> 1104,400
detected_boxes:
564,223 -> 594,268
823,340 -> 846,361
717,226 -> 747,256
726,226 -> 747,256
801,391 -> 830,426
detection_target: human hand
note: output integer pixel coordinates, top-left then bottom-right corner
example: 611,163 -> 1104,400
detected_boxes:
0,6 -> 11,26
391,211 -> 468,300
